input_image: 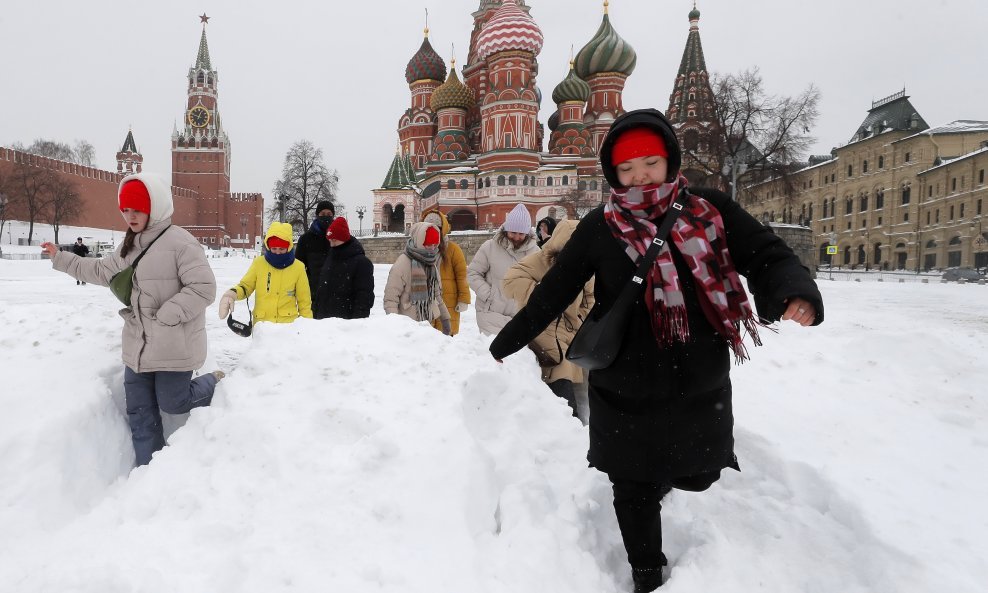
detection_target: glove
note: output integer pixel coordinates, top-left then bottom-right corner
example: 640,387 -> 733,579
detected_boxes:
455,302 -> 469,313
441,318 -> 452,336
218,290 -> 237,319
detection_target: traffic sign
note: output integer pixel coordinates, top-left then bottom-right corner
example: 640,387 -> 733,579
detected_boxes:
826,246 -> 838,255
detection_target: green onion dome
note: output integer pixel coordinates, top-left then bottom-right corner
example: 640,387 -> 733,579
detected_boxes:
430,67 -> 475,112
689,7 -> 701,20
551,64 -> 591,104
574,14 -> 636,79
405,36 -> 447,84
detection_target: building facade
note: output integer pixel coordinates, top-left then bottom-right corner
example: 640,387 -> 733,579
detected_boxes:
743,91 -> 988,271
1,18 -> 263,249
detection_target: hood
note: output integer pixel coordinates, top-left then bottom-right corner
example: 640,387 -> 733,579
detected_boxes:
264,222 -> 295,250
421,210 -> 451,236
408,222 -> 439,250
599,108 -> 682,189
540,219 -> 578,257
118,172 -> 174,226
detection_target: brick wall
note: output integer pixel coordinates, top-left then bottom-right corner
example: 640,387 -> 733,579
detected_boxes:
357,231 -> 497,265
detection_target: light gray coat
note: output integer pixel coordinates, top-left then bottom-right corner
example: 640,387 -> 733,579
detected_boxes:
467,233 -> 540,335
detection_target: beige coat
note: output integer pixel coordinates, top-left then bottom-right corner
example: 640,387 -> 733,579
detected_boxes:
502,220 -> 594,383
467,233 -> 540,335
52,172 -> 216,373
383,223 -> 451,325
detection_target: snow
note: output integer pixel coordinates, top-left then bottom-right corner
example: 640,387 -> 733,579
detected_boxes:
1,250 -> 986,592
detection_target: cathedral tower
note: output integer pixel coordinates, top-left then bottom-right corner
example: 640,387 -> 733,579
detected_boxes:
429,59 -> 476,167
116,128 -> 143,174
171,15 -> 231,238
400,29 -> 446,171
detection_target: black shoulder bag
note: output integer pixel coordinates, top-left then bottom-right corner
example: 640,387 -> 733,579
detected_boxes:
108,226 -> 171,307
565,189 -> 689,370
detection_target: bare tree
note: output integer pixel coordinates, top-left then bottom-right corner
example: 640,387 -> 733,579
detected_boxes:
698,68 -> 820,203
44,176 -> 83,245
15,138 -> 98,166
7,162 -> 55,243
556,183 -> 603,219
73,140 -> 97,167
268,140 -> 339,233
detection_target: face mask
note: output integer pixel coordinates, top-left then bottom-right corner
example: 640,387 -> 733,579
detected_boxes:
318,216 -> 334,225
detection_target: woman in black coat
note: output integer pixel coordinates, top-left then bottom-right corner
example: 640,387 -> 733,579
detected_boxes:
490,109 -> 823,592
313,217 -> 374,320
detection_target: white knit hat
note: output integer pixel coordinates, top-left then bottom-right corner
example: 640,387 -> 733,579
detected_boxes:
502,204 -> 532,234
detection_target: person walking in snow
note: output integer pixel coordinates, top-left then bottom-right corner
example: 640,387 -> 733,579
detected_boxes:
383,222 -> 451,335
489,109 -> 824,592
535,215 -> 557,248
41,173 -> 223,467
218,221 -> 312,324
502,220 -> 593,417
295,200 -> 335,291
421,210 -> 470,335
467,203 -> 540,336
312,217 -> 374,319
70,238 -> 90,284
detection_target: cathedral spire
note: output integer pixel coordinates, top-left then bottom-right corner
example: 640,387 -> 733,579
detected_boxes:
120,128 -> 138,153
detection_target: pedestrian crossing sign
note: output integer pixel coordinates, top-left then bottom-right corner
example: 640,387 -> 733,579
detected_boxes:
826,246 -> 838,255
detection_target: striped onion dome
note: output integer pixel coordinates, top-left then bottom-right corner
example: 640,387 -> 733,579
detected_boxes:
551,64 -> 591,104
405,36 -> 447,84
475,0 -> 544,62
431,68 -> 475,111
574,14 -> 637,79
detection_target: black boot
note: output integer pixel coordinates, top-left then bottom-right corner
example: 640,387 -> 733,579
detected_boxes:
632,567 -> 664,592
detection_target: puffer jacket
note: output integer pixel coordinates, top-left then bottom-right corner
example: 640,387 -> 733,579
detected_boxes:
502,220 -> 594,384
52,172 -> 216,373
230,222 -> 312,323
467,232 -> 540,335
383,222 -> 451,324
422,211 -> 470,335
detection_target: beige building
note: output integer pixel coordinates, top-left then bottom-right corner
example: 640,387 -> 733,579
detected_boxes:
743,91 -> 988,271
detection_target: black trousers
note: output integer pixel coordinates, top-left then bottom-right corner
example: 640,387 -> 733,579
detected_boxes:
548,378 -> 578,417
609,471 -> 721,569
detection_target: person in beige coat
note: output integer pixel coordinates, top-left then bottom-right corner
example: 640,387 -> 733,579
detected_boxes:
467,203 -> 540,335
383,222 -> 452,334
503,220 -> 594,417
41,173 -> 221,466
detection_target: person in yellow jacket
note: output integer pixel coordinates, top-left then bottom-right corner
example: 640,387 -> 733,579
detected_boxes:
218,222 -> 313,324
421,210 -> 471,335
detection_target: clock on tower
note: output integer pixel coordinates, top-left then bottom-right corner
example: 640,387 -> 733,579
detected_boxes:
188,106 -> 210,128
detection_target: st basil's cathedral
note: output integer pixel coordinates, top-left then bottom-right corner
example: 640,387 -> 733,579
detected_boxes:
372,1 -> 720,233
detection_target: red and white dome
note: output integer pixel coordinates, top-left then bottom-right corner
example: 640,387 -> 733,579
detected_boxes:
475,0 -> 544,62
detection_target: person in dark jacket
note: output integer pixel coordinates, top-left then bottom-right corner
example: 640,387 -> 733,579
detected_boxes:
313,217 -> 374,319
295,200 -> 335,290
535,215 -> 557,248
71,238 -> 90,284
489,109 -> 823,592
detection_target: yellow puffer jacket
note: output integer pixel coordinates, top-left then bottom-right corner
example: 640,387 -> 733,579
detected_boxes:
423,210 -> 470,336
230,222 -> 312,323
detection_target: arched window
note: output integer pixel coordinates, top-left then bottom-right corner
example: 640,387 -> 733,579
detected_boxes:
485,178 -> 491,188
523,176 -> 528,186
547,177 -> 554,186
447,180 -> 456,190
878,155 -> 885,169
460,179 -> 469,190
949,236 -> 962,246
875,188 -> 884,209
590,181 -> 598,190
562,175 -> 569,185
497,176 -> 506,186
873,242 -> 882,264
808,203 -> 814,222
901,184 -> 911,205
857,245 -> 866,265
683,129 -> 700,151
579,180 -> 587,190
830,197 -> 836,216
197,72 -> 205,84
508,175 -> 517,185
859,193 -> 868,212
845,198 -> 853,215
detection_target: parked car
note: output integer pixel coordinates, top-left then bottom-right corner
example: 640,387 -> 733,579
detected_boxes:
941,268 -> 984,282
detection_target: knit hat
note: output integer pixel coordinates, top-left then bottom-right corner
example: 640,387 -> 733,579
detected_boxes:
424,225 -> 440,247
326,216 -> 351,242
502,204 -> 532,234
316,200 -> 335,215
266,235 -> 290,249
118,180 -> 151,214
611,126 -> 668,166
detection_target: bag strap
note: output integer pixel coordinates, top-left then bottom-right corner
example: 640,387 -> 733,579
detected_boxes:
627,187 -> 690,287
131,225 -> 172,269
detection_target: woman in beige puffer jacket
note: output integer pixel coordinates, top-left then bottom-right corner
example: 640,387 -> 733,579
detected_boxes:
383,222 -> 452,334
42,173 -> 220,466
502,220 -> 594,416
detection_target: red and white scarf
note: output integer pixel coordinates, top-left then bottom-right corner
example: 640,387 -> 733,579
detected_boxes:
603,174 -> 762,361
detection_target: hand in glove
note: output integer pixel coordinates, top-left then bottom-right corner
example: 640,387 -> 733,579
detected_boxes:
218,290 -> 237,319
441,318 -> 452,336
455,302 -> 469,313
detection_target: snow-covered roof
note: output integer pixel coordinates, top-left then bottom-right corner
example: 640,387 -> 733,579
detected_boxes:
918,145 -> 988,174
896,120 -> 988,143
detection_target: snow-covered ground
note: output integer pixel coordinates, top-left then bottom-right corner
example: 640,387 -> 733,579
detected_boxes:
0,230 -> 986,592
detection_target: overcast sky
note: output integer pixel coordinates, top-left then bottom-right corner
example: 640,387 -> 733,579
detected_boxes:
2,0 -> 985,227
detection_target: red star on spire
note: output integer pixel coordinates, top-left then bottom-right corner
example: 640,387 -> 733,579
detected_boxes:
199,13 -> 210,25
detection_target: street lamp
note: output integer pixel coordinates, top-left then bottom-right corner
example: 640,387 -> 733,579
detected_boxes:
355,206 -> 366,236
722,156 -> 748,202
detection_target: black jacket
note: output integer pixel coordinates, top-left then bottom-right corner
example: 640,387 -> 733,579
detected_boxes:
491,188 -> 823,482
295,221 -> 331,290
71,243 -> 89,257
313,238 -> 375,320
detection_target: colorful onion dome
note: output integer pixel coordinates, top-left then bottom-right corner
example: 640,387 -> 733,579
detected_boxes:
405,36 -> 447,84
574,13 -> 637,79
475,0 -> 544,62
551,63 -> 591,104
431,66 -> 475,111
547,109 -> 560,132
